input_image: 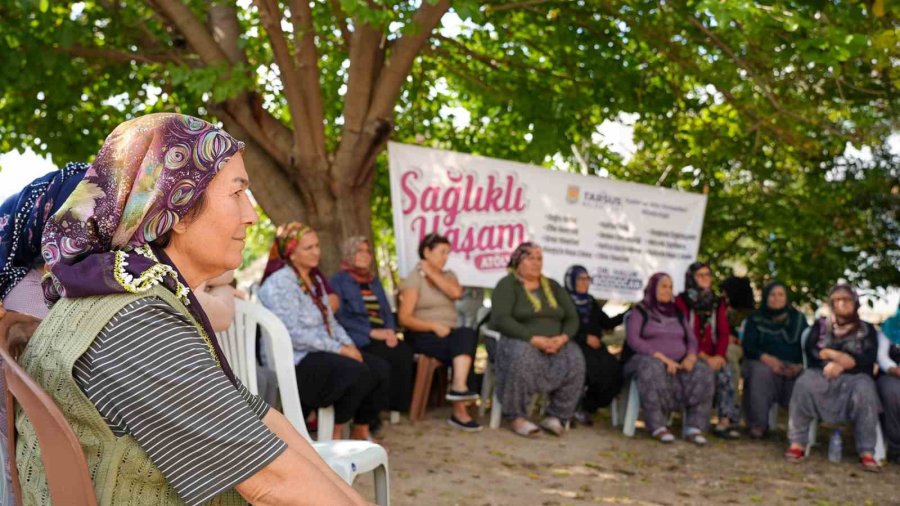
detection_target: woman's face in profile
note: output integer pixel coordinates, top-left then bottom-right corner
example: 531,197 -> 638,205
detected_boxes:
655,275 -> 673,303
167,153 -> 258,283
290,232 -> 321,271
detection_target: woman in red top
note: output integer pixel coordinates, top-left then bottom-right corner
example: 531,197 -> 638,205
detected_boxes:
675,262 -> 739,439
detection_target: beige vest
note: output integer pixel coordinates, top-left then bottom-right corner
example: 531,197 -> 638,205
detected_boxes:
16,285 -> 246,505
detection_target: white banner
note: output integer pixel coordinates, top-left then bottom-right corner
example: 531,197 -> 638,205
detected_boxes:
388,142 -> 708,301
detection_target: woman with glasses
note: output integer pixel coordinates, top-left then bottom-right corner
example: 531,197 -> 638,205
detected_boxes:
785,284 -> 881,471
675,262 -> 740,439
564,265 -> 625,426
398,233 -> 481,431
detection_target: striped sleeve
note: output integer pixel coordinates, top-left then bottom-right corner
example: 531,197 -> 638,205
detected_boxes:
73,298 -> 286,506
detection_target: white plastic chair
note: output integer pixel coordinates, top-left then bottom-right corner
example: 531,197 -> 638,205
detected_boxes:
217,299 -> 390,505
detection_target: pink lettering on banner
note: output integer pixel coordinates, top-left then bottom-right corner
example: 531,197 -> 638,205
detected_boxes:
401,167 -> 528,267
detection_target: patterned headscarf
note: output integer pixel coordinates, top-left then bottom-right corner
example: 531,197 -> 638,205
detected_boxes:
39,113 -> 244,384
340,235 -> 375,284
0,162 -> 88,300
262,221 -> 313,283
642,272 -> 677,318
682,261 -> 716,323
264,221 -> 334,335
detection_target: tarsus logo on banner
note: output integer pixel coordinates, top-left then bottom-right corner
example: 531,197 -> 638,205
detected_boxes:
400,167 -> 527,269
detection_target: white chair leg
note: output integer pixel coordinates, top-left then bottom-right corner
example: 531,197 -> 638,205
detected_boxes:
490,392 -> 503,429
805,420 -> 818,457
623,379 -> 640,437
875,420 -> 886,463
318,406 -> 335,442
768,404 -> 778,430
610,395 -> 620,427
373,463 -> 390,506
389,411 -> 400,425
479,361 -> 493,417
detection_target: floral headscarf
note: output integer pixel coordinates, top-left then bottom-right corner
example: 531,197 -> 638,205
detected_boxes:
0,162 -> 88,300
40,113 -> 244,384
564,264 -> 593,327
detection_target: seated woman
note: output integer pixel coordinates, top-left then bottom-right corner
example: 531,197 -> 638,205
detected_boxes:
0,162 -> 87,506
332,236 -> 414,418
877,306 -> 900,463
490,243 -> 584,437
564,265 -> 624,426
785,285 -> 881,472
624,272 -> 714,445
741,281 -> 807,438
398,233 -> 481,431
675,262 -> 740,439
17,113 -> 364,504
259,222 -> 389,441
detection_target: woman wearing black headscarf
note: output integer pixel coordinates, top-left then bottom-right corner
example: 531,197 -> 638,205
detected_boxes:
675,262 -> 739,439
741,281 -> 808,438
564,265 -> 624,426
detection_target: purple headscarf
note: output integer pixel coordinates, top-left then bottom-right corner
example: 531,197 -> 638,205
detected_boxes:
40,113 -> 244,384
642,272 -> 677,318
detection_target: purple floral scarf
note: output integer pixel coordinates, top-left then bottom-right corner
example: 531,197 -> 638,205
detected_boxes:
40,113 -> 244,384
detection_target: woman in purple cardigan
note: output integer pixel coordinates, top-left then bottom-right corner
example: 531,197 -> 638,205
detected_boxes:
623,273 -> 715,444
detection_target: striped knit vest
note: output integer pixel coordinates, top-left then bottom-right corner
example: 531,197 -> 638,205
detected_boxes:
15,285 -> 246,505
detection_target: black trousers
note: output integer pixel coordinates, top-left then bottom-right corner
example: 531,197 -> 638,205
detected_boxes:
294,351 -> 389,425
406,327 -> 477,365
362,339 -> 414,412
578,341 -> 623,413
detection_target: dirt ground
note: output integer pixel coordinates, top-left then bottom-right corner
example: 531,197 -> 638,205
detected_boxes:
352,407 -> 899,506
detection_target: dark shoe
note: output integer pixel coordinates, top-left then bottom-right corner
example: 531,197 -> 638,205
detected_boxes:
448,415 -> 483,432
712,426 -> 741,440
446,389 -> 480,401
369,417 -> 383,437
748,427 -> 766,439
573,410 -> 594,427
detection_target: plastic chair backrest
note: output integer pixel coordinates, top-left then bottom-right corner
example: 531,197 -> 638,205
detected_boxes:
217,299 -> 311,442
0,330 -> 97,506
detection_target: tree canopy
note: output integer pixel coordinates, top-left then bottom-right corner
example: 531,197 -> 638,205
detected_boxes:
0,0 -> 896,303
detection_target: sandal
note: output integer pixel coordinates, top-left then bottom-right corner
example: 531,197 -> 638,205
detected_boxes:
859,454 -> 881,473
784,446 -> 805,463
652,427 -> 675,443
510,419 -> 541,438
684,428 -> 708,446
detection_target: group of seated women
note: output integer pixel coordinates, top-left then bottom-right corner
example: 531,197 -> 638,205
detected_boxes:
257,227 -> 482,437
485,241 -> 899,472
1,113 -> 898,503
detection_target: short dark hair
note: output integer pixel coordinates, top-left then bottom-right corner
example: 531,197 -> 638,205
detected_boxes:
417,232 -> 450,259
151,193 -> 208,248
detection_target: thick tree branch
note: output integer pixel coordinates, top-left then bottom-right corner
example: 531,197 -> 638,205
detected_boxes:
288,0 -> 327,156
148,0 -> 230,65
216,94 -> 294,169
208,3 -> 246,64
252,0 -> 319,167
53,45 -> 176,64
342,24 -> 383,134
367,0 -> 450,120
